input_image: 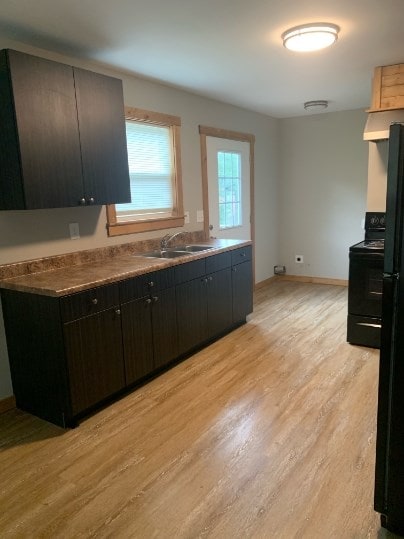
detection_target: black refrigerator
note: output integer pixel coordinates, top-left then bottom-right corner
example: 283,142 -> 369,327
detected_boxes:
374,122 -> 404,535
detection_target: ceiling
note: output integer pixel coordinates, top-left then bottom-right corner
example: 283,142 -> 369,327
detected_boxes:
1,0 -> 404,118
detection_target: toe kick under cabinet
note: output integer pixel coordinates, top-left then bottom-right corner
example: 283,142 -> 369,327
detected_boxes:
1,247 -> 253,427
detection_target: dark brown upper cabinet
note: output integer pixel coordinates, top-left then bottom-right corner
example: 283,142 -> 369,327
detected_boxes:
0,49 -> 130,210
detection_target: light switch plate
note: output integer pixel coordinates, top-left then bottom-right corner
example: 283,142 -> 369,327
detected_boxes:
197,210 -> 204,223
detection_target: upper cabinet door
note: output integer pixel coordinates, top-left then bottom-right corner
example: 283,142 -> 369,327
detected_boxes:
74,67 -> 131,206
0,49 -> 130,210
1,49 -> 84,209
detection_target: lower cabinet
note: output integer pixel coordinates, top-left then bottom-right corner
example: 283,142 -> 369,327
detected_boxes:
121,286 -> 178,385
176,266 -> 233,356
121,297 -> 154,385
207,267 -> 233,337
1,247 -> 253,427
231,246 -> 253,324
1,283 -> 126,427
176,276 -> 208,355
176,249 -> 251,356
63,308 -> 125,415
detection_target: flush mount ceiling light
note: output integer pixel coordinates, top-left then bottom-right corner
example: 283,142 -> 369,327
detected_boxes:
304,100 -> 329,111
282,23 -> 339,52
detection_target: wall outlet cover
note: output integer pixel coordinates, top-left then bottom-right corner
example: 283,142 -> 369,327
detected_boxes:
184,211 -> 190,224
197,210 -> 204,223
69,222 -> 80,240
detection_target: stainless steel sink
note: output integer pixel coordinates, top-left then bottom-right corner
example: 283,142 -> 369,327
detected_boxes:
171,245 -> 215,252
136,244 -> 215,259
139,250 -> 190,259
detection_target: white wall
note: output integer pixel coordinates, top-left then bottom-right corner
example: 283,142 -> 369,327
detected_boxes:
279,109 -> 369,280
0,38 -> 280,399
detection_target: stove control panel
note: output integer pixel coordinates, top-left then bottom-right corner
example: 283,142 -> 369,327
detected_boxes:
365,212 -> 386,231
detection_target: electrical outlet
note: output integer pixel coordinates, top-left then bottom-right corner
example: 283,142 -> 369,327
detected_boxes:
274,265 -> 286,275
69,222 -> 80,240
295,255 -> 304,264
197,210 -> 204,223
184,210 -> 190,224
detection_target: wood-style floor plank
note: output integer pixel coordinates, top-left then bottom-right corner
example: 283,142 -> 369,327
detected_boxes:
0,281 -> 399,538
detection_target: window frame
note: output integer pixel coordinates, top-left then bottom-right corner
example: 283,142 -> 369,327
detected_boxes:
106,106 -> 184,236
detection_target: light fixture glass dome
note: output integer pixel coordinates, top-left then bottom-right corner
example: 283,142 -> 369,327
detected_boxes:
282,23 -> 339,52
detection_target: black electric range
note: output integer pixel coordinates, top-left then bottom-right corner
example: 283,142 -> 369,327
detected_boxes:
347,212 -> 385,348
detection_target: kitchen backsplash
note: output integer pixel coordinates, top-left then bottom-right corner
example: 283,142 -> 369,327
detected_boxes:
0,230 -> 206,280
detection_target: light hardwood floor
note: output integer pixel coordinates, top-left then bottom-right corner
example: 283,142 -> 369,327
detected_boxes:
0,281 -> 399,538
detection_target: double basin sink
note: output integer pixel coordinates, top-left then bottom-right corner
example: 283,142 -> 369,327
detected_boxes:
139,245 -> 215,259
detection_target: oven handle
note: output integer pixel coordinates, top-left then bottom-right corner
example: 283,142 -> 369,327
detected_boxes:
357,322 -> 382,328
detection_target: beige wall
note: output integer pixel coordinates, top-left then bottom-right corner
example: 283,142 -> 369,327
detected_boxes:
279,109 -> 369,280
0,38 -> 280,399
367,140 -> 388,211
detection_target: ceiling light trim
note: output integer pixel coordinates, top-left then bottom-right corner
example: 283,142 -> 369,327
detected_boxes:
282,23 -> 339,52
304,100 -> 329,111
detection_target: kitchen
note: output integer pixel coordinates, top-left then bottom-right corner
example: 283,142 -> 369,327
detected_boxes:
0,1 -> 404,537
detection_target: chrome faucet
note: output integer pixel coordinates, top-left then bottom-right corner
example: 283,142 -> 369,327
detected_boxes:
160,231 -> 185,249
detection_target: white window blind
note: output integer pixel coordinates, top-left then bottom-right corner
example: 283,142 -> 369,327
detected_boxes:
116,121 -> 174,220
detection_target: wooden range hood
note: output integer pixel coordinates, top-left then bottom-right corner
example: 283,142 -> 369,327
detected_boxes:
364,63 -> 404,141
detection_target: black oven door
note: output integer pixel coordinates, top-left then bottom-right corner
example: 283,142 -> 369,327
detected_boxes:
347,250 -> 384,348
348,251 -> 384,318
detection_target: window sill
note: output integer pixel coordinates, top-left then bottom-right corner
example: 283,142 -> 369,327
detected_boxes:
107,215 -> 185,236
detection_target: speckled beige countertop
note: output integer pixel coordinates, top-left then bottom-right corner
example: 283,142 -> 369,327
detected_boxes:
0,239 -> 251,297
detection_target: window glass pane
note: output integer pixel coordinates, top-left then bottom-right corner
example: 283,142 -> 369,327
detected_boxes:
219,177 -> 225,204
217,150 -> 242,229
224,177 -> 231,203
116,121 -> 174,217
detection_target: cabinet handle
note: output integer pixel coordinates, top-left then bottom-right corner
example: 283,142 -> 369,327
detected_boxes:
88,197 -> 95,204
152,296 -> 159,302
208,276 -> 213,281
115,309 -> 121,315
232,268 -> 237,272
146,298 -> 152,305
91,298 -> 98,305
79,198 -> 86,205
201,278 -> 208,283
241,253 -> 246,257
148,281 -> 154,287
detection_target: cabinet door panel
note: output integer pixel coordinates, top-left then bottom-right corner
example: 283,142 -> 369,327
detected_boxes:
231,245 -> 252,265
7,50 -> 84,209
121,298 -> 154,385
152,287 -> 178,369
120,267 -> 175,303
205,252 -> 231,274
207,267 -> 233,337
176,278 -> 207,355
174,259 -> 206,285
74,67 -> 130,205
60,283 -> 119,322
64,308 -> 125,415
232,260 -> 253,323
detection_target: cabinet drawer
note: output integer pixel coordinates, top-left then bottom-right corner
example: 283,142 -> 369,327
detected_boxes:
60,283 -> 120,322
175,259 -> 206,285
231,246 -> 252,265
206,252 -> 231,274
120,267 -> 175,302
